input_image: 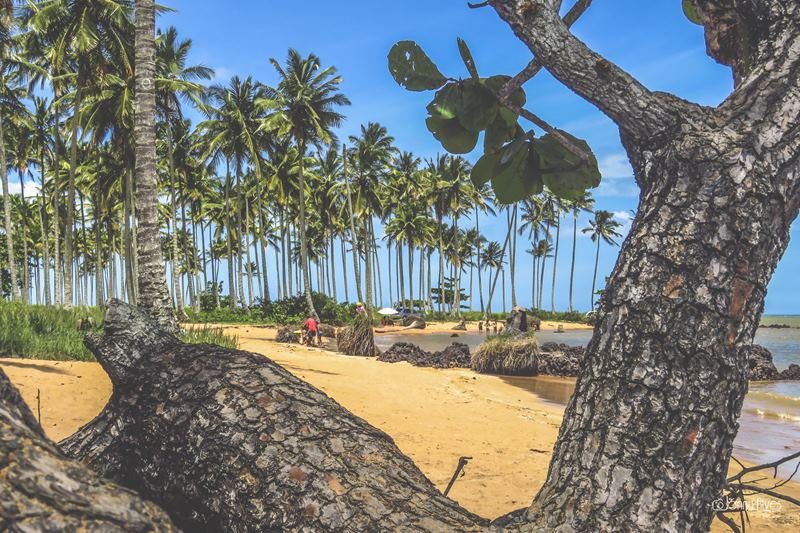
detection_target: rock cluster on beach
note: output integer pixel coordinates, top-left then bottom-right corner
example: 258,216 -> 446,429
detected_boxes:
378,342 -> 471,369
748,345 -> 800,381
537,343 -> 586,377
275,326 -> 299,343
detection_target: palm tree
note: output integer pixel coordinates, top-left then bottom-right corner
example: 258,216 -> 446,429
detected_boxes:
583,210 -> 623,308
566,192 -> 594,311
25,0 -> 134,306
260,49 -> 350,318
519,197 -> 544,309
0,11 -> 26,300
346,122 -> 395,313
480,241 -> 504,314
134,0 -> 173,328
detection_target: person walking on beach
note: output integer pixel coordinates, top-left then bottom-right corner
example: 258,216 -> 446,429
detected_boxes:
304,314 -> 320,346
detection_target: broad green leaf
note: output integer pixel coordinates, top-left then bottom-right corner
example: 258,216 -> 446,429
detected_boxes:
457,38 -> 479,80
682,0 -> 703,25
484,75 -> 527,108
471,151 -> 501,187
388,41 -> 448,91
484,113 -> 517,153
491,146 -> 529,204
534,131 -> 601,199
521,148 -> 544,196
427,81 -> 497,132
426,116 -> 479,154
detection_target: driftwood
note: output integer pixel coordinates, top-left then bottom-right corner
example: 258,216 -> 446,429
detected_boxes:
0,368 -> 177,532
62,301 -> 483,531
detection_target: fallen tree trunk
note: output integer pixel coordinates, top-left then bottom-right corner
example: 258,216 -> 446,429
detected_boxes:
62,301 -> 484,531
0,368 -> 178,532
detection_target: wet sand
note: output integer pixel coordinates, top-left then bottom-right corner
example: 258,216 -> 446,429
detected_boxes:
2,323 -> 799,530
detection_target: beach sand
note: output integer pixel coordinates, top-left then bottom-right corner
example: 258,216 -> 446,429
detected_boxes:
3,323 -> 798,531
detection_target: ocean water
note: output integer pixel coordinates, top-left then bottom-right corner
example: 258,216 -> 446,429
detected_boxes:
375,324 -> 800,475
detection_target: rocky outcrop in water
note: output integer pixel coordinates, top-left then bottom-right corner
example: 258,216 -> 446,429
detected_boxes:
538,343 -> 586,377
402,315 -> 426,329
505,308 -> 529,336
779,364 -> 800,380
748,345 -> 780,380
378,342 -> 471,369
453,319 -> 467,331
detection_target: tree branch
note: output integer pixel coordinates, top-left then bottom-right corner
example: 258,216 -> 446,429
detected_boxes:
492,0 -> 683,137
497,0 -> 592,102
727,451 -> 800,484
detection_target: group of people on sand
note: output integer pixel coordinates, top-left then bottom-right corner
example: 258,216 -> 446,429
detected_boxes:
478,319 -> 503,335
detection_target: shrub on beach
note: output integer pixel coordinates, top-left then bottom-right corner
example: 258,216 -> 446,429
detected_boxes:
471,333 -> 540,376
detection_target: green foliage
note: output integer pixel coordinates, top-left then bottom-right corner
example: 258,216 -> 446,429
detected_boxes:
0,303 -> 243,361
0,303 -> 104,361
388,41 -> 448,91
682,0 -> 703,25
187,292 -> 352,326
387,38 -> 601,203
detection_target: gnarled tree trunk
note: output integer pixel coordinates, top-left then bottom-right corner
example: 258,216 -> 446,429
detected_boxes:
62,301 -> 483,531
492,0 -> 800,530
0,368 -> 177,531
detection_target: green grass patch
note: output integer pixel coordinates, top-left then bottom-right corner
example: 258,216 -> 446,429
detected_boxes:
0,302 -> 104,361
181,326 -> 239,350
0,303 -> 239,361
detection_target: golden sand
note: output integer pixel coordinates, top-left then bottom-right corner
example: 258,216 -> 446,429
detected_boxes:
2,323 -> 798,531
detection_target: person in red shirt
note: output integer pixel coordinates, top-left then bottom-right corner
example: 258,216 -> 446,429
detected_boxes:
304,315 -> 319,346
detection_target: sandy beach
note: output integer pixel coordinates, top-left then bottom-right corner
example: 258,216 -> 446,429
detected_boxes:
3,323 -> 799,531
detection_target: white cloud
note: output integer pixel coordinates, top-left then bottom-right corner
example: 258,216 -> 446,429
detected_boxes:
8,180 -> 41,198
613,210 -> 634,234
209,66 -> 235,84
599,153 -> 634,178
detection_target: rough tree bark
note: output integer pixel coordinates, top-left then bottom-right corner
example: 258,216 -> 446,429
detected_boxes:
0,368 -> 178,531
134,0 -> 177,331
62,301 -> 483,531
489,0 -> 800,530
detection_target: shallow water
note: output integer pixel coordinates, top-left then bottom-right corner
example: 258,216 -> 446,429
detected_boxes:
376,326 -> 800,475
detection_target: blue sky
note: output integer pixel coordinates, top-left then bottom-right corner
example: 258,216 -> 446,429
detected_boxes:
163,1 -> 795,314
14,1 -> 797,313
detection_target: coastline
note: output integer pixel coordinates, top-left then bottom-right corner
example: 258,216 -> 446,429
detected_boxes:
3,322 -> 799,530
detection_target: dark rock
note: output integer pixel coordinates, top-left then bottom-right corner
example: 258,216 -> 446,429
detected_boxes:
275,326 -> 299,343
779,364 -> 800,380
377,342 -> 471,369
318,324 -> 337,338
537,346 -> 586,377
337,315 -> 377,356
762,323 -> 793,329
748,344 -> 779,380
434,343 -> 472,368
378,342 -> 429,364
505,307 -> 529,335
452,318 -> 467,331
402,314 -> 425,327
451,333 -> 459,338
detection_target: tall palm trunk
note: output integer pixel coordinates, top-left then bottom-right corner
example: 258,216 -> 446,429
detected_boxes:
224,166 -> 236,311
437,213 -> 444,314
407,243 -> 414,312
168,141 -> 187,319
64,72 -> 85,307
340,238 -> 348,302
296,142 -> 318,318
550,212 -> 561,312
134,0 -> 173,328
475,207 -> 484,315
387,241 -> 393,306
234,161 -> 248,309
0,112 -> 19,300
39,147 -> 51,305
279,206 -> 288,299
329,237 -> 337,302
509,208 -> 517,309
590,238 -> 600,309
397,241 -> 405,307
362,217 -> 373,315
568,212 -> 578,312
342,147 -> 362,303
538,218 -> 551,309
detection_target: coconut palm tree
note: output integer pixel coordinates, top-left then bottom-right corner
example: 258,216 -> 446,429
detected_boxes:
583,210 -> 623,308
25,0 -> 134,307
566,192 -> 594,311
260,49 -> 350,318
347,122 -> 395,312
132,0 -> 173,327
480,240 -> 504,314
